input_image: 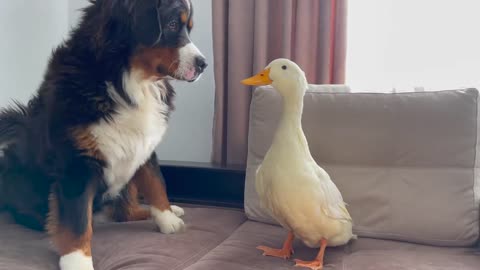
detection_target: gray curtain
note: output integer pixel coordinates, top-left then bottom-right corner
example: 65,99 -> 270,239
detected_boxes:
211,0 -> 348,166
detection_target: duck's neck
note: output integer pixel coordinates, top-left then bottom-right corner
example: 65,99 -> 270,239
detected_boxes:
272,89 -> 311,158
280,96 -> 304,127
275,80 -> 307,128
274,85 -> 307,147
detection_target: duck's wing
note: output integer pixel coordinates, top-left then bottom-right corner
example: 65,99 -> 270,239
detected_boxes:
313,165 -> 353,222
254,165 -> 264,196
254,166 -> 291,229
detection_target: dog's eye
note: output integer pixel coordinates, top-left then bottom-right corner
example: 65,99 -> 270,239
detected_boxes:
168,20 -> 178,32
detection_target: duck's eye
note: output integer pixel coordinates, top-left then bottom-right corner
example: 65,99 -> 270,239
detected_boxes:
282,65 -> 287,70
168,20 -> 178,32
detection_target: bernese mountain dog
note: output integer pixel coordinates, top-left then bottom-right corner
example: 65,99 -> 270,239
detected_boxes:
0,0 -> 206,269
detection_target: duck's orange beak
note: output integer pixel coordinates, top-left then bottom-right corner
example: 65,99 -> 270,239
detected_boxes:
241,68 -> 272,86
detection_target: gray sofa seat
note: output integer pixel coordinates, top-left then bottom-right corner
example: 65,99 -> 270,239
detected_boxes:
184,221 -> 480,270
0,207 -> 247,270
1,207 -> 478,270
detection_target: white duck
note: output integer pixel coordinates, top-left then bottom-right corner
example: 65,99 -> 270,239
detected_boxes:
241,59 -> 355,270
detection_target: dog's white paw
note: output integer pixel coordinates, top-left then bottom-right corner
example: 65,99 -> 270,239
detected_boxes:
151,207 -> 186,234
59,251 -> 94,270
170,205 -> 185,217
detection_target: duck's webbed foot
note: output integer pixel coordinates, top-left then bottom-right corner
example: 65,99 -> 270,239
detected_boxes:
257,231 -> 295,260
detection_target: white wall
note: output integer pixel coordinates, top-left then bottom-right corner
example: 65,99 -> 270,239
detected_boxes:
0,0 -> 69,108
1,0 -> 215,163
68,0 -> 88,27
347,0 -> 480,91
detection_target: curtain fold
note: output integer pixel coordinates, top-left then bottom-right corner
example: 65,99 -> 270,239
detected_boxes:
212,0 -> 347,166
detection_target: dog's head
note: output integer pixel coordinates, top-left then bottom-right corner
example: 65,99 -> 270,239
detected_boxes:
93,0 -> 207,83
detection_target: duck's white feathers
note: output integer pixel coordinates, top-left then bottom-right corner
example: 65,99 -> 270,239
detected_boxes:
313,165 -> 353,222
255,132 -> 354,248
252,58 -> 355,248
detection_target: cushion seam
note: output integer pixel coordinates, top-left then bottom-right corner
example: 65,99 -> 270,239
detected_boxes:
183,220 -> 251,268
173,219 -> 248,270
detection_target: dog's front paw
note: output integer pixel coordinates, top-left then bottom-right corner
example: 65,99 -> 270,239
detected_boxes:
59,251 -> 94,270
170,205 -> 185,217
151,207 -> 186,234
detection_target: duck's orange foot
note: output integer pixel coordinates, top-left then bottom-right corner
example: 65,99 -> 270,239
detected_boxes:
294,259 -> 323,270
257,245 -> 294,260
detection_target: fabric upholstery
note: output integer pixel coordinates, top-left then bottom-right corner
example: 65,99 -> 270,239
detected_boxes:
0,207 -> 246,270
184,221 -> 480,270
1,206 -> 478,270
245,86 -> 480,246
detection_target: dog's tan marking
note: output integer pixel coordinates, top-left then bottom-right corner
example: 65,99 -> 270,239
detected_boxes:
112,182 -> 151,222
130,46 -> 180,80
180,12 -> 188,24
188,19 -> 193,29
132,163 -> 171,212
70,127 -> 104,161
46,187 -> 93,257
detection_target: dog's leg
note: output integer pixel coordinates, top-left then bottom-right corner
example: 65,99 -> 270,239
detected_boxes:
47,180 -> 95,270
132,155 -> 185,234
110,182 -> 151,222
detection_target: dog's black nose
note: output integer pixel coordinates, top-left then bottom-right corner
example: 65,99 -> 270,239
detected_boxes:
195,57 -> 208,72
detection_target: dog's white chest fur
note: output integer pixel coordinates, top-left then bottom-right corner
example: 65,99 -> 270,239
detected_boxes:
91,77 -> 169,198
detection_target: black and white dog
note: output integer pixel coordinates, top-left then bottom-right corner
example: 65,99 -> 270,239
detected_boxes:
0,1 -> 206,269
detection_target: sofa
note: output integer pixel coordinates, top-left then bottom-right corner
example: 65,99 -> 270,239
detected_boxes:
1,85 -> 479,270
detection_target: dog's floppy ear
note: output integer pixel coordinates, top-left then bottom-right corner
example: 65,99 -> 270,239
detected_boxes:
132,1 -> 162,46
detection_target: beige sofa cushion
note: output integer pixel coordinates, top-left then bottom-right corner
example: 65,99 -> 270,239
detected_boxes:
184,221 -> 480,270
245,85 -> 480,247
0,207 -> 247,270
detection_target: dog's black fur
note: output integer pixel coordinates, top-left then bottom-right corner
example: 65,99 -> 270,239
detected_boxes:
0,0 -> 204,240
